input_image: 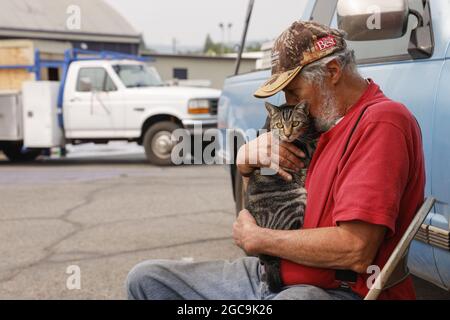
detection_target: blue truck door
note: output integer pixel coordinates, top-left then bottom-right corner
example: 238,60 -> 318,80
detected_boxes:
430,52 -> 450,290
328,1 -> 445,288
351,61 -> 443,288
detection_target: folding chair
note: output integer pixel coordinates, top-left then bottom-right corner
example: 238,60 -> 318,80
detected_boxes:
364,197 -> 436,300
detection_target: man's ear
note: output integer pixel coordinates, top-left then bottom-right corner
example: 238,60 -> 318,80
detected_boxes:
265,102 -> 278,116
326,59 -> 343,85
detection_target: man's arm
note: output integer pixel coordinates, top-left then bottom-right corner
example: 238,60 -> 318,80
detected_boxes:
234,120 -> 408,274
233,210 -> 386,274
236,132 -> 306,181
234,133 -> 386,273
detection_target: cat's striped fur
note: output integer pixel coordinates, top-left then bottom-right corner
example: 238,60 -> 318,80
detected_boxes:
245,101 -> 317,293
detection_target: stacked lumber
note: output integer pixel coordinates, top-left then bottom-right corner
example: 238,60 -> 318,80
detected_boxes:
0,40 -> 36,91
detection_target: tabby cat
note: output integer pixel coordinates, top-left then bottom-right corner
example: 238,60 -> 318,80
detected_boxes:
245,101 -> 318,293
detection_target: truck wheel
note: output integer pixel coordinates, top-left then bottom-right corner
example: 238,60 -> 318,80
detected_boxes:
143,121 -> 181,166
2,142 -> 42,162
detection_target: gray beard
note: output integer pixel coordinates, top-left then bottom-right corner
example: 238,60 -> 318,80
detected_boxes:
313,88 -> 341,133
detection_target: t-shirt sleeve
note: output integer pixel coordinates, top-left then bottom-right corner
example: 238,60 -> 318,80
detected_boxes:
332,121 -> 410,237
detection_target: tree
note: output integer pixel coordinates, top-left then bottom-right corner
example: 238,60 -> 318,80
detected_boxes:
203,34 -> 237,55
245,42 -> 262,52
203,34 -> 215,53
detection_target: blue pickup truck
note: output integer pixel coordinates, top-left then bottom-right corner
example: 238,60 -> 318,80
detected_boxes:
218,0 -> 450,290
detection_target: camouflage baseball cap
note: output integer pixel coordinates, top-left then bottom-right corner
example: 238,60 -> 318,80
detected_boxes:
254,21 -> 347,98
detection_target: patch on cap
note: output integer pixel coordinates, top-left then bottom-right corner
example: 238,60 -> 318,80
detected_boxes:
315,35 -> 337,51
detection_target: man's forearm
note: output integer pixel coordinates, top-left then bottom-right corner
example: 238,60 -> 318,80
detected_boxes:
255,226 -> 371,273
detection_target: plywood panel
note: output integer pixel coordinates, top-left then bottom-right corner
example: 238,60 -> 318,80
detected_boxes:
0,40 -> 35,91
0,40 -> 34,65
0,70 -> 35,91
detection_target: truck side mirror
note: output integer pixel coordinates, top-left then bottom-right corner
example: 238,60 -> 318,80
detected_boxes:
79,77 -> 93,92
337,0 -> 409,41
407,0 -> 434,59
337,0 -> 434,59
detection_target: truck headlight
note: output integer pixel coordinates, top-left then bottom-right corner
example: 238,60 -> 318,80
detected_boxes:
188,99 -> 210,115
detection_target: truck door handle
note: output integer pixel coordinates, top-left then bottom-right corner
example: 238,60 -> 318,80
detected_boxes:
69,97 -> 81,102
134,107 -> 145,112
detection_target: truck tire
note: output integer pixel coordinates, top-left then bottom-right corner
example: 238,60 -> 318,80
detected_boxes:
143,121 -> 181,166
189,135 -> 212,164
2,142 -> 42,162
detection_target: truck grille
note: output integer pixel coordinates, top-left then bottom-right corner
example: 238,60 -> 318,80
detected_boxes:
415,224 -> 450,251
209,99 -> 218,115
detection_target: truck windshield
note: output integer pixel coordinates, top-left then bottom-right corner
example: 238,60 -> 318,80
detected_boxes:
113,64 -> 163,88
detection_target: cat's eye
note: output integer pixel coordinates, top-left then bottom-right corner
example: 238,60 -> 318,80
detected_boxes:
276,123 -> 283,129
293,121 -> 300,127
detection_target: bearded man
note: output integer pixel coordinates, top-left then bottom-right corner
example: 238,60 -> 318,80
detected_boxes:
126,21 -> 425,300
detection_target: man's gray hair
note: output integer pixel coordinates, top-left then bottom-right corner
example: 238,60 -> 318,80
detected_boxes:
299,49 -> 358,84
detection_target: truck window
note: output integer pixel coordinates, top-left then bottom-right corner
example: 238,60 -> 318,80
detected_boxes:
112,65 -> 163,88
104,73 -> 117,92
76,67 -> 117,92
329,0 -> 428,63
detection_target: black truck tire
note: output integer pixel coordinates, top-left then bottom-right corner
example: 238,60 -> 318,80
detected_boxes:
2,142 -> 42,162
143,121 -> 181,166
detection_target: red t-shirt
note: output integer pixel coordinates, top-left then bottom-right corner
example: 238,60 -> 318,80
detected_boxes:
280,80 -> 425,300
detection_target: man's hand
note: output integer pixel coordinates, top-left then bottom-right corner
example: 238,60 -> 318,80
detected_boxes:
236,132 -> 305,181
232,209 -> 263,255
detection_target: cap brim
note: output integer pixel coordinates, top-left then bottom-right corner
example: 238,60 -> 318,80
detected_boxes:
253,66 -> 303,98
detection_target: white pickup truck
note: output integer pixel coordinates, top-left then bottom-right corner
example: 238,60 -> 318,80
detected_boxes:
0,49 -> 220,165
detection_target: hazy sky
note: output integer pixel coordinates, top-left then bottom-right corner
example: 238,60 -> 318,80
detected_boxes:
104,0 -> 309,52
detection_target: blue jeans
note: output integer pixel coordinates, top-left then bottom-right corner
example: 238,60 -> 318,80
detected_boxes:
126,257 -> 361,300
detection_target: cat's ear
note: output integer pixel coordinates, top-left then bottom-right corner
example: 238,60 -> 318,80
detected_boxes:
294,101 -> 309,116
265,102 -> 278,117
